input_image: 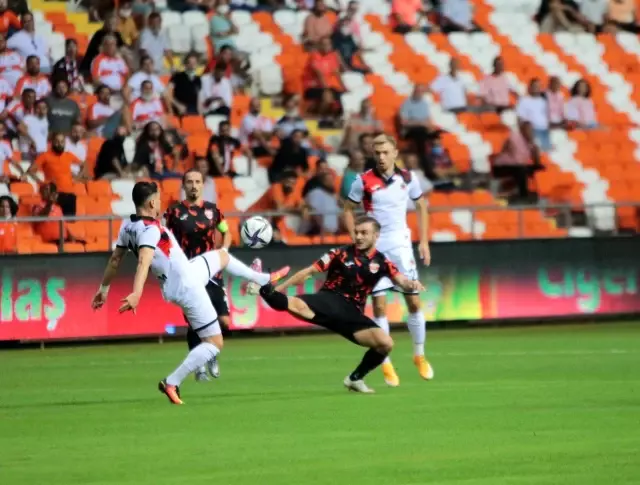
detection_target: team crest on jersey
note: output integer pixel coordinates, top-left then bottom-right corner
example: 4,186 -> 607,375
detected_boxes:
204,209 -> 214,220
369,262 -> 380,273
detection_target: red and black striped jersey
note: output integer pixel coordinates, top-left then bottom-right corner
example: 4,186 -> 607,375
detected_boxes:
313,245 -> 399,311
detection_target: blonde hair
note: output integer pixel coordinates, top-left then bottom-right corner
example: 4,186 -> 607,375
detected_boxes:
372,133 -> 397,148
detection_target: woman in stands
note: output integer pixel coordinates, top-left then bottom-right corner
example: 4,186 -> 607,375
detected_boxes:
133,121 -> 184,180
565,79 -> 598,130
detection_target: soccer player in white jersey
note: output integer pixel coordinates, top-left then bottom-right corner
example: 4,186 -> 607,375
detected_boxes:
91,181 -> 290,404
344,134 -> 433,387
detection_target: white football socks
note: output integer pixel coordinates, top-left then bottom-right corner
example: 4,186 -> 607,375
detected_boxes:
407,311 -> 426,356
373,315 -> 392,365
225,254 -> 271,286
167,342 -> 220,386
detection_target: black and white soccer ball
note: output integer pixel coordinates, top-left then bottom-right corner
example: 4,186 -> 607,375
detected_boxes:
241,216 -> 273,249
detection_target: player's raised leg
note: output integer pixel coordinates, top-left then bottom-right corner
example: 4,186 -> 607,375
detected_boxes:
404,293 -> 434,380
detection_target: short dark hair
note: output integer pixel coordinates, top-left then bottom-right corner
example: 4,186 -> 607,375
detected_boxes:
355,215 -> 381,232
141,80 -> 153,89
182,168 -> 203,184
281,169 -> 297,180
26,55 -> 38,64
51,131 -> 65,141
132,181 -> 158,208
218,120 -> 230,130
96,84 -> 110,95
65,38 -> 77,47
148,12 -> 161,21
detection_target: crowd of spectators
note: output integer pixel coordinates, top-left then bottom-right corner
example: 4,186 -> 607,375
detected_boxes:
0,0 -> 624,252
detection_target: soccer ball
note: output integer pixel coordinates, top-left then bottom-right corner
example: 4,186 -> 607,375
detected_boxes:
241,216 -> 273,249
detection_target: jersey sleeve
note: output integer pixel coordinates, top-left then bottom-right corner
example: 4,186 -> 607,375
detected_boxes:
408,172 -> 424,201
312,247 -> 341,272
115,222 -> 128,249
138,224 -> 161,249
347,175 -> 364,204
381,257 -> 400,279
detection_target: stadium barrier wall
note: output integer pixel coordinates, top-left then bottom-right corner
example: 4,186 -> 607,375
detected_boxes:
0,237 -> 639,341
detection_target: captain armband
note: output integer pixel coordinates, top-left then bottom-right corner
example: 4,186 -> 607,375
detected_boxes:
217,220 -> 229,233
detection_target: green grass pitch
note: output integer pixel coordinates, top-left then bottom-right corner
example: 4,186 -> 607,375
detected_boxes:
1,322 -> 639,485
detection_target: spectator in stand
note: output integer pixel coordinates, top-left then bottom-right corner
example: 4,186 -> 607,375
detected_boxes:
94,126 -> 132,179
303,158 -> 337,196
8,12 -> 51,73
207,119 -> 249,177
128,55 -> 173,111
359,132 -> 376,170
302,168 -> 342,235
332,17 -> 367,73
0,194 -> 18,254
390,0 -> 430,34
342,1 -> 363,44
139,12 -> 173,74
427,135 -> 462,190
5,87 -> 35,135
207,45 -> 250,91
0,121 -> 19,178
239,97 -> 275,158
170,52 -> 201,115
340,149 -> 365,199
607,0 -> 640,33
302,36 -> 345,128
0,33 -> 24,90
117,0 -> 139,46
32,182 -> 75,244
545,76 -> 565,128
18,98 -> 48,160
268,128 -> 309,183
86,84 -> 116,136
479,56 -> 518,113
130,80 -> 166,131
51,39 -> 86,93
0,74 -> 10,111
565,78 -> 598,129
0,0 -> 20,37
27,132 -> 83,215
15,55 -> 51,99
81,14 -> 126,75
302,0 -> 335,51
404,153 -> 433,209
430,58 -> 468,113
270,169 -> 305,216
91,34 -> 130,95
516,78 -> 551,151
492,120 -> 542,201
210,0 -> 241,54
45,79 -> 81,135
536,0 -> 593,33
65,123 -> 87,175
133,120 -> 182,180
275,94 -> 308,140
399,84 -> 434,167
340,98 -> 382,153
200,64 -> 233,116
180,157 -> 217,203
440,0 -> 478,33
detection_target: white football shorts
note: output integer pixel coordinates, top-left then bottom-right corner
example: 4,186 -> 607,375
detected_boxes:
372,245 -> 419,296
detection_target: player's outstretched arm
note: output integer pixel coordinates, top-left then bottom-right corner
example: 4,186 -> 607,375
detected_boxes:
119,247 -> 154,314
392,273 -> 425,293
91,247 -> 127,310
414,196 -> 431,266
275,265 -> 318,293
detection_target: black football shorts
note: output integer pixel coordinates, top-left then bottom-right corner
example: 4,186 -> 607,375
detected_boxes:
298,290 -> 377,343
206,281 -> 230,317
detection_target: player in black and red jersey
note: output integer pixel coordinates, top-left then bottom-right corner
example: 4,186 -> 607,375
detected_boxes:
164,168 -> 231,381
256,216 -> 424,393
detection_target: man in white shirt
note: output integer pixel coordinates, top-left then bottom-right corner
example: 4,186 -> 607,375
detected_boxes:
430,58 -> 468,113
130,79 -> 166,131
19,98 -> 48,160
516,78 -> 551,151
7,12 -> 51,73
200,64 -> 233,117
65,123 -> 88,175
138,12 -> 173,74
239,97 -> 275,158
127,55 -> 167,99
